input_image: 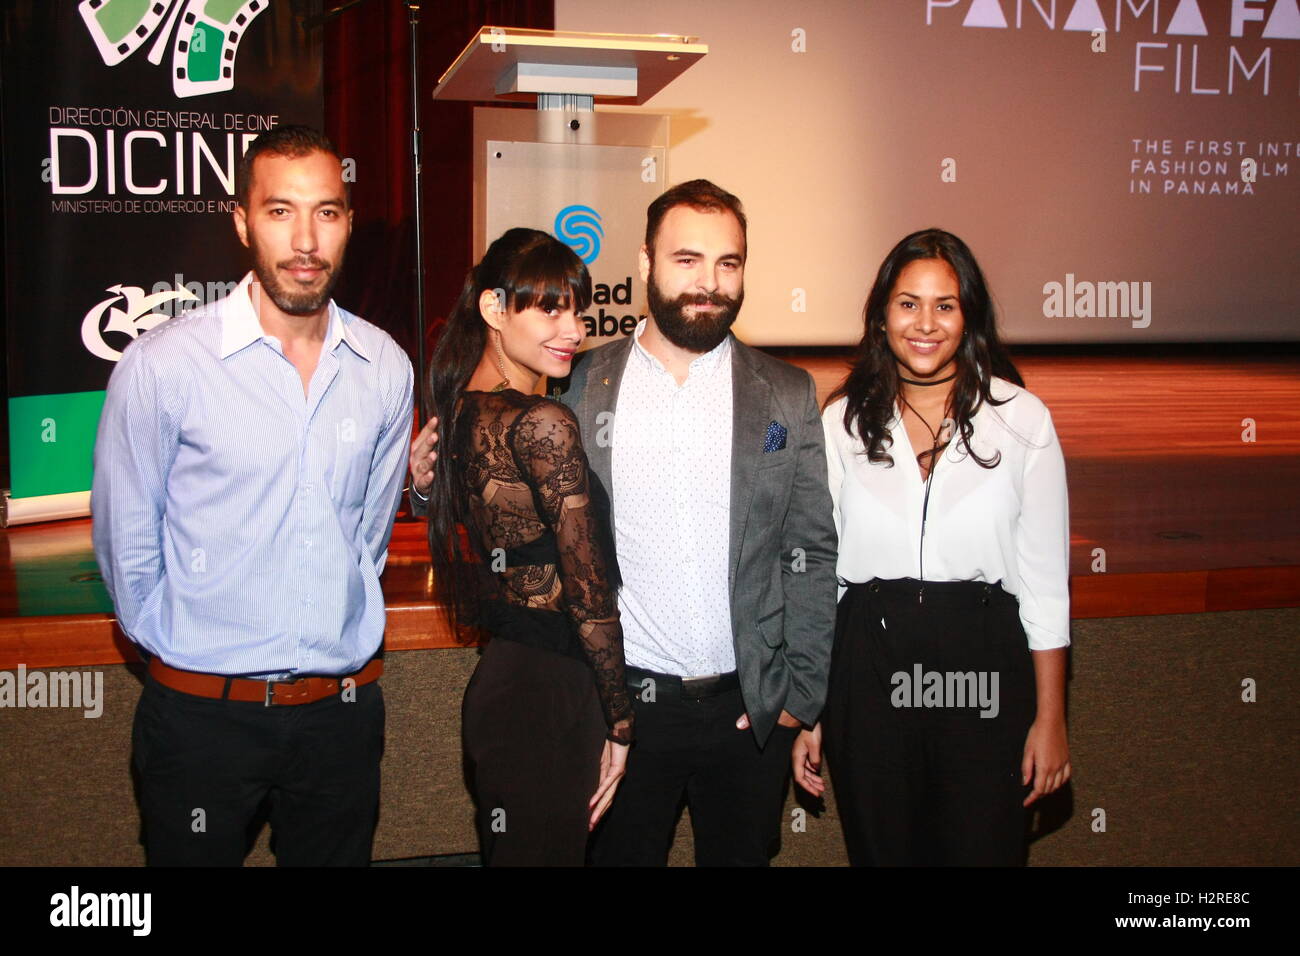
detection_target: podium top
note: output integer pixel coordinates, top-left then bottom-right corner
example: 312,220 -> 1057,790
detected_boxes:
433,26 -> 707,105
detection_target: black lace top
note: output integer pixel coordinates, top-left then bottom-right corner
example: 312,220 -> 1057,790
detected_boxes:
452,389 -> 633,744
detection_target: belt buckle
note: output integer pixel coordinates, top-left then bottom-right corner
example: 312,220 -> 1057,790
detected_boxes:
681,673 -> 719,698
265,677 -> 312,706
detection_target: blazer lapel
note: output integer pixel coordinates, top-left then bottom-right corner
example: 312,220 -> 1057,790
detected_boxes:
572,336 -> 633,514
728,339 -> 772,600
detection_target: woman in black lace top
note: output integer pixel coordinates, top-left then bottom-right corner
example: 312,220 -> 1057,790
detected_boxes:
425,228 -> 632,866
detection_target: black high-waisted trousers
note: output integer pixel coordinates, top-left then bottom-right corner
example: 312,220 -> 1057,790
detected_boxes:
823,577 -> 1036,867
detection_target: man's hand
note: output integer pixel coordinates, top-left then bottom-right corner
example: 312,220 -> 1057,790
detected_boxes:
409,415 -> 438,496
735,710 -> 803,731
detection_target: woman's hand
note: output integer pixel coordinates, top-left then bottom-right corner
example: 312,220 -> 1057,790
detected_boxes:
1023,646 -> 1070,806
792,722 -> 825,797
1021,717 -> 1070,807
409,416 -> 438,495
588,738 -> 629,830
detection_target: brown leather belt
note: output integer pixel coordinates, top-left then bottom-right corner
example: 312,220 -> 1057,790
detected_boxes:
148,657 -> 383,706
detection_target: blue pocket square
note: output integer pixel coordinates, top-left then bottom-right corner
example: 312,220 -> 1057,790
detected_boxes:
763,421 -> 787,453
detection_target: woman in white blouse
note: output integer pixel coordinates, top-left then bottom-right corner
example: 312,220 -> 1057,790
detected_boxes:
794,228 -> 1071,865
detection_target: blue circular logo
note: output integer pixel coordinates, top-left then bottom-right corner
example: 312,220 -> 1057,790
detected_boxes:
554,205 -> 604,264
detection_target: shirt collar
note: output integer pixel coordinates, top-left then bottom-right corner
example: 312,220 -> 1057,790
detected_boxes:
629,317 -> 732,378
219,272 -> 370,362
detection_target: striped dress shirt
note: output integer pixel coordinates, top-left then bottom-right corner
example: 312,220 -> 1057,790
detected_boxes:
92,272 -> 414,677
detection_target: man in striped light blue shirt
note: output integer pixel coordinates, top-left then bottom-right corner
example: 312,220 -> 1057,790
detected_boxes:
92,126 -> 413,866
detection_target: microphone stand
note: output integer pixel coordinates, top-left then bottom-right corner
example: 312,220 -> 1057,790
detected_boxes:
302,0 -> 428,420
406,2 -> 427,422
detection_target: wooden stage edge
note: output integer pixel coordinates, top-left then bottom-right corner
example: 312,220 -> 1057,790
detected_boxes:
2,565 -> 1297,670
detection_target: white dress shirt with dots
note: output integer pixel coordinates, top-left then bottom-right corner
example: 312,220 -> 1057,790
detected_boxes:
610,319 -> 736,677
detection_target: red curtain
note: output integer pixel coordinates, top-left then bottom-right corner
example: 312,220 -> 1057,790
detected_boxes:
323,1 -> 554,387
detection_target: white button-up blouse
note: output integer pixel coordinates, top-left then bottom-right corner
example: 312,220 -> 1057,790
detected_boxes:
822,377 -> 1070,650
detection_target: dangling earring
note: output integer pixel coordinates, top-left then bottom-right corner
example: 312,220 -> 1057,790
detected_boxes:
492,330 -> 511,393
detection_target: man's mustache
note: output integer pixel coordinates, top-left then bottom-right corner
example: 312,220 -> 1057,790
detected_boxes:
681,292 -> 738,308
278,256 -> 331,272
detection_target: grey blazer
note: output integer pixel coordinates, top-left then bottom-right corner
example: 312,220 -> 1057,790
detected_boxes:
551,333 -> 838,746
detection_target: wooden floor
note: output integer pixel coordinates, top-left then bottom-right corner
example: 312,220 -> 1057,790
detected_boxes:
2,351 -> 1297,668
792,351 -> 1300,575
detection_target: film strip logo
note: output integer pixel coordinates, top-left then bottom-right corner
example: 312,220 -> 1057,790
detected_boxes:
78,0 -> 267,99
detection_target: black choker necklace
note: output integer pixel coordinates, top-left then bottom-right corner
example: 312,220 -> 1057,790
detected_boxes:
899,371 -> 956,386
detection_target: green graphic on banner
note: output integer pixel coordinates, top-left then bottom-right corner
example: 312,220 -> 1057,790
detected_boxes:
190,23 -> 223,81
95,0 -> 150,44
7,391 -> 107,498
206,0 -> 248,23
78,0 -> 270,98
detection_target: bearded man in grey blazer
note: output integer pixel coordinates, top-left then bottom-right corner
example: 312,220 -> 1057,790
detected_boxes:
410,180 -> 837,866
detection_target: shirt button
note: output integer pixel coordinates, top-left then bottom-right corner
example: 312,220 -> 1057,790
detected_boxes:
303,484 -> 313,494
303,539 -> 312,548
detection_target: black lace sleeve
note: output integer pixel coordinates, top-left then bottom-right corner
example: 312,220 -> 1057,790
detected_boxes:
510,399 -> 633,744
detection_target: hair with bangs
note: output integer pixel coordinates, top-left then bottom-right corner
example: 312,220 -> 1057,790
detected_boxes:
426,228 -> 591,422
495,231 -> 592,316
424,228 -> 592,635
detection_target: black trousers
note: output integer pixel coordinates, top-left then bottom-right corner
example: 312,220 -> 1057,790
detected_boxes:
132,673 -> 384,866
588,669 -> 799,867
823,578 -> 1035,867
461,637 -> 606,866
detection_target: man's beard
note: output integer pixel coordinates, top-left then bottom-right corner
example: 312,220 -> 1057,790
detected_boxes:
646,270 -> 743,353
248,231 -> 342,316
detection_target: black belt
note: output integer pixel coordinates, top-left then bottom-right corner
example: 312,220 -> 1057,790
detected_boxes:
625,665 -> 740,701
477,600 -> 588,663
496,530 -> 559,569
848,577 -> 1018,608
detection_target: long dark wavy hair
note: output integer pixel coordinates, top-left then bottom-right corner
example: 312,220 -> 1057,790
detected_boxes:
425,228 -> 593,637
827,228 -> 1024,470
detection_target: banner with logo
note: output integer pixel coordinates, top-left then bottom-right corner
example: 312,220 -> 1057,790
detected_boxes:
2,1 -> 322,523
